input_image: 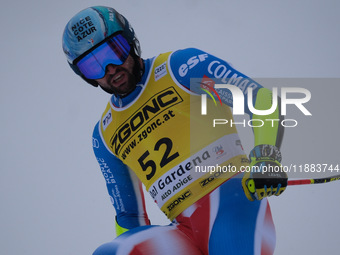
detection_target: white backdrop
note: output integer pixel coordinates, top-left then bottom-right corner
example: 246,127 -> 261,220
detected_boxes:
1,0 -> 339,254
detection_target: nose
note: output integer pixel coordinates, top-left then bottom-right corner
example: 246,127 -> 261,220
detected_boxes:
105,64 -> 118,75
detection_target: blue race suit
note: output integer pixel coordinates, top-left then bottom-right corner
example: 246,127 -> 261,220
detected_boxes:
92,48 -> 282,255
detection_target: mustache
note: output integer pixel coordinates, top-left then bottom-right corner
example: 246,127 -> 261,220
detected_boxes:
108,66 -> 128,77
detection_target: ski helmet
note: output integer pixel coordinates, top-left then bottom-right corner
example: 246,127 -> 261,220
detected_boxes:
62,6 -> 142,86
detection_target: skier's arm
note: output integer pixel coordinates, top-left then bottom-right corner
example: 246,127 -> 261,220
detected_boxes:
242,88 -> 287,201
251,87 -> 284,148
170,48 -> 287,200
169,47 -> 284,146
92,122 -> 150,236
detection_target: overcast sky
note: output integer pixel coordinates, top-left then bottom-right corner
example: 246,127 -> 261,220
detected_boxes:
1,0 -> 339,254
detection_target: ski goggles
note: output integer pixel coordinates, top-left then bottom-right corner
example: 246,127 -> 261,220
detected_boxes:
75,33 -> 131,80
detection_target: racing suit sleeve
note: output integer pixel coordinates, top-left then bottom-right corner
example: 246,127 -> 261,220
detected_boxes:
169,48 -> 284,148
92,121 -> 150,235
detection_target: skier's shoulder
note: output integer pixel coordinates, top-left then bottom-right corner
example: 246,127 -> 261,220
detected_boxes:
169,47 -> 211,71
168,47 -> 213,88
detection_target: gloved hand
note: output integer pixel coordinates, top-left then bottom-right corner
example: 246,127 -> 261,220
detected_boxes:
242,145 -> 288,201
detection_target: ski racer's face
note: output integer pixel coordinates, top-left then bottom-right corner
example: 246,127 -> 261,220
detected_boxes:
95,55 -> 140,95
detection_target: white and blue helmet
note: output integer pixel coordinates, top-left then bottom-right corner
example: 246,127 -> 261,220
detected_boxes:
62,6 -> 141,86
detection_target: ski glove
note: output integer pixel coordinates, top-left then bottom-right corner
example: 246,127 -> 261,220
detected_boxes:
242,145 -> 288,201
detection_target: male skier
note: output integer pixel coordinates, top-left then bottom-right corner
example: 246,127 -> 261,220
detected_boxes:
62,6 -> 287,255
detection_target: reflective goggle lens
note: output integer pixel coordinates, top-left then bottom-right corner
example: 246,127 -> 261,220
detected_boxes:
76,34 -> 131,80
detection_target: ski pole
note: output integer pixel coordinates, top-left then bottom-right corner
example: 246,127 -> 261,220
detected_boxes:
288,174 -> 340,186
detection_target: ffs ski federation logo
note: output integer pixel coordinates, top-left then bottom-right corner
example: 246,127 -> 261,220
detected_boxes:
200,75 -> 222,106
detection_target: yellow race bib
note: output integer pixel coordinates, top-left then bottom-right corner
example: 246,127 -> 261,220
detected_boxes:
100,52 -> 248,220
